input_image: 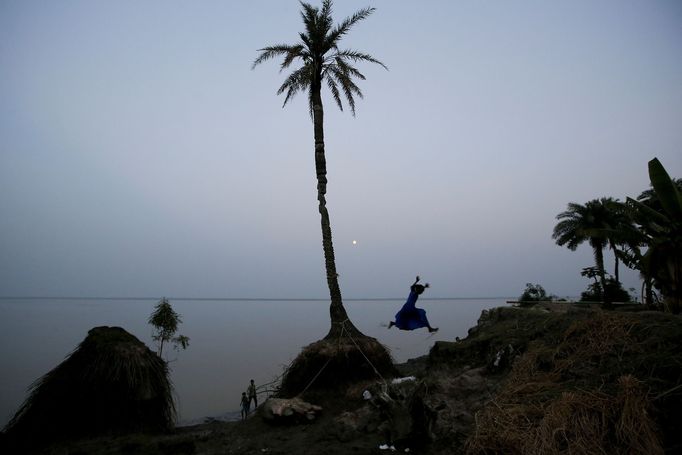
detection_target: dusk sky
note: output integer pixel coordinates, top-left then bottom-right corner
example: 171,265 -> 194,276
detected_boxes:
1,0 -> 681,299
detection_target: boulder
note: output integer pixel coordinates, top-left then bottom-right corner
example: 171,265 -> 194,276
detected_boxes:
260,397 -> 322,423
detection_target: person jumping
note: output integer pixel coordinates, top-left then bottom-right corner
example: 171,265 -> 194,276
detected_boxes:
388,276 -> 438,333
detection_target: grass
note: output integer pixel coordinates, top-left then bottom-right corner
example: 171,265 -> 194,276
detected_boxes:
457,308 -> 681,454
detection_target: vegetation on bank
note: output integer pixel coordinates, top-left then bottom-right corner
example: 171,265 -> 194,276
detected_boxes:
431,305 -> 682,454
552,158 -> 681,312
148,297 -> 190,358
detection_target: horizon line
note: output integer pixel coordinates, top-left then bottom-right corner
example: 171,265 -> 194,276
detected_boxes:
0,295 -> 517,302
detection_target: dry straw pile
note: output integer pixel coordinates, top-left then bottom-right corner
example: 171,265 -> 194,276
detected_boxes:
3,326 -> 175,448
465,313 -> 664,455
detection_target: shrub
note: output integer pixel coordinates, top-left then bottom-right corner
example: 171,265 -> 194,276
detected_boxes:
580,278 -> 631,303
518,283 -> 551,306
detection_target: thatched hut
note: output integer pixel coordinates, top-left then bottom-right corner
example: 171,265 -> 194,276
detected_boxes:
2,326 -> 175,448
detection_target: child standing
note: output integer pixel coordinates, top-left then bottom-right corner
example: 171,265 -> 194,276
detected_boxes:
240,392 -> 250,420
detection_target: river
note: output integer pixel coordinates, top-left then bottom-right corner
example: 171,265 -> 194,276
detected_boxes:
0,297 -> 507,426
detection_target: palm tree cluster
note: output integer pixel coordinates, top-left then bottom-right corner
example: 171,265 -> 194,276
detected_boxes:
553,158 -> 681,312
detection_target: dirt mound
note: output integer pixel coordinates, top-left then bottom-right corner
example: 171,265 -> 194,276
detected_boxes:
279,335 -> 397,397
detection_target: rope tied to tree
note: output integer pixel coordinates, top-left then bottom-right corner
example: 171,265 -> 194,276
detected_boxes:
297,323 -> 347,396
296,318 -> 388,396
340,319 -> 387,386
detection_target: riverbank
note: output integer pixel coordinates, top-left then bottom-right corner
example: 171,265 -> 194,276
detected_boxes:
11,303 -> 682,454
0,297 -> 505,429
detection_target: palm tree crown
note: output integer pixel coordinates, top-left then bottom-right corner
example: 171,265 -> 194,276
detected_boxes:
553,199 -> 614,253
252,0 -> 387,116
552,198 -> 625,299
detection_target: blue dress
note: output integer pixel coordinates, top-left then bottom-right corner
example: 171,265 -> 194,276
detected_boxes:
394,290 -> 431,330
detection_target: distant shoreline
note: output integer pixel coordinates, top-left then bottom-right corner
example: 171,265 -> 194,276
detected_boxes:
0,296 -> 517,302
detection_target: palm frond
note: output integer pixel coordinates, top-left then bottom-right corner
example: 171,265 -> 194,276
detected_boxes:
319,0 -> 334,38
300,1 -> 326,50
299,32 -> 312,51
336,49 -> 388,70
324,7 -> 375,51
280,44 -> 306,72
277,64 -> 313,107
325,74 -> 343,111
253,44 -> 303,69
327,66 -> 363,115
552,217 -> 585,250
300,1 -> 319,38
332,57 -> 366,80
320,0 -> 333,21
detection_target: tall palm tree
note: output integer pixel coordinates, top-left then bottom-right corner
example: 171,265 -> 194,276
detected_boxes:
253,1 -> 386,338
552,198 -> 618,297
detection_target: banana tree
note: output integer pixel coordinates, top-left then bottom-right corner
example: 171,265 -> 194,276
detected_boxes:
626,158 -> 682,313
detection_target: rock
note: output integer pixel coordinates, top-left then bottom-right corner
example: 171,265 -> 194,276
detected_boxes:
421,366 -> 496,446
260,397 -> 322,424
490,343 -> 516,371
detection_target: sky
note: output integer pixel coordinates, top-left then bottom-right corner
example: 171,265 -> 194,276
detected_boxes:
1,0 -> 681,300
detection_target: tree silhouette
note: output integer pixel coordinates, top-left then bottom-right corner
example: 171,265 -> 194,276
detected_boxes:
253,0 -> 386,338
626,158 -> 682,313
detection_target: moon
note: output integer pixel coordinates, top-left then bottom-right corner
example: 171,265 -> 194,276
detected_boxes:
352,240 -> 357,245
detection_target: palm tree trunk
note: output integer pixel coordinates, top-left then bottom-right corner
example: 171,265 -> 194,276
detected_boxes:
612,243 -> 620,283
594,245 -> 611,305
311,83 -> 363,339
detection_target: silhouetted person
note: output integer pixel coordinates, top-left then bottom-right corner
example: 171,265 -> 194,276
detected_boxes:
240,392 -> 250,420
388,276 -> 438,333
247,379 -> 258,408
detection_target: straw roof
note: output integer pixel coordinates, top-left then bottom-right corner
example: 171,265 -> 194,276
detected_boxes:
3,326 -> 175,447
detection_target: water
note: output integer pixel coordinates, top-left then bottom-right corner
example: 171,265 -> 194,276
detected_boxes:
0,297 -> 506,427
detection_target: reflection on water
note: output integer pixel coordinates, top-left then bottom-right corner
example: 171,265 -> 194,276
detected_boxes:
0,298 -> 505,426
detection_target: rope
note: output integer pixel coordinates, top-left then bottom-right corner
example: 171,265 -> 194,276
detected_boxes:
297,322 -> 347,396
295,318 -> 390,396
298,356 -> 333,396
341,319 -> 387,386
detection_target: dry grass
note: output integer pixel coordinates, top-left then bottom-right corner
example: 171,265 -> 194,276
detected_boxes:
553,312 -> 640,375
465,312 -> 664,455
615,375 -> 662,455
